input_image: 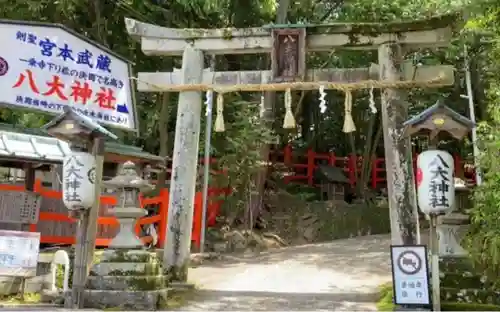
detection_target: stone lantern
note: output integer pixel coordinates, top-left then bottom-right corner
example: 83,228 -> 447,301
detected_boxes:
103,161 -> 153,249
84,161 -> 168,310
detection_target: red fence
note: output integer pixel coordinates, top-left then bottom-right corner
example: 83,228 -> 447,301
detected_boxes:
272,145 -> 477,188
0,180 -> 229,248
4,145 -> 475,247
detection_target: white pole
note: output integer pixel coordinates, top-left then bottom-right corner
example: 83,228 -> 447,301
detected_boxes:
200,56 -> 215,254
462,44 -> 482,185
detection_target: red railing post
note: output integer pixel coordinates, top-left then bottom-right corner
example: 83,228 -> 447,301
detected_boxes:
192,192 -> 203,248
371,158 -> 377,189
307,149 -> 315,185
157,189 -> 169,248
329,152 -> 336,166
284,145 -> 292,166
348,155 -> 356,185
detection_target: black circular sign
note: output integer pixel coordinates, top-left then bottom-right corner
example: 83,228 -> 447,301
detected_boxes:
0,57 -> 9,76
396,250 -> 422,275
87,168 -> 96,184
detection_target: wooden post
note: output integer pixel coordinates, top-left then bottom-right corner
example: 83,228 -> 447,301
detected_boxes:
378,43 -> 420,245
163,46 -> 204,282
71,137 -> 105,309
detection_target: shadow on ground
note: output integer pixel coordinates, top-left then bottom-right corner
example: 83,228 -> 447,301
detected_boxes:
174,289 -> 378,311
199,234 -> 392,276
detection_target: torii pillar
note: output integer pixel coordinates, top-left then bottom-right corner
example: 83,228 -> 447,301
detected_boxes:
162,46 -> 204,281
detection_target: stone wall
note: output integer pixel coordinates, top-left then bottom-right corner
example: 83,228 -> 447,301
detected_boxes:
262,190 -> 391,245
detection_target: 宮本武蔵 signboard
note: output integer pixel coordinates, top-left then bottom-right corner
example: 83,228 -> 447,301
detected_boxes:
0,20 -> 138,131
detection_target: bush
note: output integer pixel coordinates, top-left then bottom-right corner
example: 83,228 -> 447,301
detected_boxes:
464,103 -> 500,282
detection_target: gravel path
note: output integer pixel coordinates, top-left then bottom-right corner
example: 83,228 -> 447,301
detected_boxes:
181,234 -> 393,311
3,234 -> 393,311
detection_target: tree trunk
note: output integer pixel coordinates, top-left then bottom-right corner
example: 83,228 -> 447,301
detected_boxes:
246,0 -> 291,226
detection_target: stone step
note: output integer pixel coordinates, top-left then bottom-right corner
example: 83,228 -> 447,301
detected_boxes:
99,249 -> 160,263
441,272 -> 491,289
442,287 -> 500,305
67,289 -> 169,310
440,257 -> 474,273
90,261 -> 160,276
86,274 -> 168,291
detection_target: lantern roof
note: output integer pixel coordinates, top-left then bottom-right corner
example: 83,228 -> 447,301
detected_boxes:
42,106 -> 118,141
103,161 -> 153,191
402,100 -> 475,140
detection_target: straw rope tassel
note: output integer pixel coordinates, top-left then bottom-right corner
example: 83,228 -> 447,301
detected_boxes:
214,93 -> 225,132
342,90 -> 356,133
283,88 -> 296,129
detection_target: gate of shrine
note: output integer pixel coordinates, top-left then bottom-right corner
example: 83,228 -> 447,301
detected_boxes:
125,13 -> 463,280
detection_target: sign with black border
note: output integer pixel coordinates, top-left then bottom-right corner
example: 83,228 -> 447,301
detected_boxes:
390,244 -> 431,306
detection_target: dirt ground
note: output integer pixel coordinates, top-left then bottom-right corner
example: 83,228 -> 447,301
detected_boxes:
181,234 -> 393,311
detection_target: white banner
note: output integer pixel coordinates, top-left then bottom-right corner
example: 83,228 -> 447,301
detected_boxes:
0,21 -> 137,131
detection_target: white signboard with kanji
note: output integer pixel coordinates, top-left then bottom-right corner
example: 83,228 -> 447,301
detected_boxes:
0,230 -> 40,277
390,245 -> 430,306
0,20 -> 137,131
416,150 -> 455,215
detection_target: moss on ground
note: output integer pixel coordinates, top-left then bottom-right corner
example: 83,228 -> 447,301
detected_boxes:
0,293 -> 41,305
376,283 -> 500,311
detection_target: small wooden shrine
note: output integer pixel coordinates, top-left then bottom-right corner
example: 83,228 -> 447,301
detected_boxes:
314,165 -> 351,201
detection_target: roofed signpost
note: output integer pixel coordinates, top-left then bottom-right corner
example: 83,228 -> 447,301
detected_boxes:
126,14 -> 463,281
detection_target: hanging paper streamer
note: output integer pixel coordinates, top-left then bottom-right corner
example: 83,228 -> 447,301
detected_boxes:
205,89 -> 213,117
368,87 -> 377,114
318,85 -> 327,113
260,93 -> 265,117
342,90 -> 356,133
283,88 -> 296,129
214,93 -> 225,132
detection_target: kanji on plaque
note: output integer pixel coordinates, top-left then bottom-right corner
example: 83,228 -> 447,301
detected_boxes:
2,21 -> 137,131
417,150 -> 455,215
12,70 -> 40,94
62,152 -> 96,210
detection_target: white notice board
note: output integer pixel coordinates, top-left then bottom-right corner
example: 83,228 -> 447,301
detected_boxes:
390,245 -> 431,306
0,230 -> 40,277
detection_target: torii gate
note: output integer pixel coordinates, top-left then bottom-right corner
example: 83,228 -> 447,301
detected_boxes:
125,13 -> 462,281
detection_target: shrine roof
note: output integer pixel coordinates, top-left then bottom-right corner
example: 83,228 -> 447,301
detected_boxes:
314,165 -> 350,184
403,100 -> 475,128
0,123 -> 163,165
263,12 -> 464,34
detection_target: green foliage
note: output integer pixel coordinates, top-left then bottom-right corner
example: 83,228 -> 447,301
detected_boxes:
213,99 -> 273,224
463,0 -> 500,283
376,284 -> 500,311
465,99 -> 500,279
